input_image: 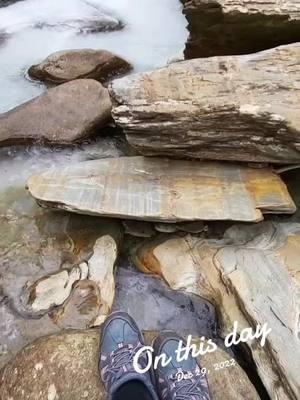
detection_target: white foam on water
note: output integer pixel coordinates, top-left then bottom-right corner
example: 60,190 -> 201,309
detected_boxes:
0,0 -> 187,112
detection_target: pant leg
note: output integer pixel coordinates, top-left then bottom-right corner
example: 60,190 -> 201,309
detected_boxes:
112,380 -> 155,400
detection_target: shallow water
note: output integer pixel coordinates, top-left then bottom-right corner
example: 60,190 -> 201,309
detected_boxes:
0,0 -> 193,368
113,267 -> 217,337
0,0 -> 187,112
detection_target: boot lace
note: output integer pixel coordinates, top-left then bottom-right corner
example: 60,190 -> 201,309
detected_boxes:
103,344 -> 139,385
170,372 -> 203,400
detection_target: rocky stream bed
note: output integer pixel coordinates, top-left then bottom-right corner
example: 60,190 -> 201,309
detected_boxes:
0,1 -> 300,399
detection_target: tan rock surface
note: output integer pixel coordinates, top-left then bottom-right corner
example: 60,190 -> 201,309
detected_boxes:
133,221 -> 300,400
0,330 -> 259,400
28,49 -> 132,84
26,157 -> 296,222
49,280 -> 103,329
21,264 -> 88,317
111,44 -> 300,164
0,79 -> 112,146
181,0 -> 300,58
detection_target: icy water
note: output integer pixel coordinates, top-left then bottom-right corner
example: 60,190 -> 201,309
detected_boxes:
0,0 -> 210,368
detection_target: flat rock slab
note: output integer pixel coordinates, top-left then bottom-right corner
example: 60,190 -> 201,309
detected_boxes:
26,157 -> 296,222
0,330 -> 259,400
134,222 -> 300,399
111,44 -> 300,164
28,49 -> 132,84
0,79 -> 111,146
181,0 -> 300,58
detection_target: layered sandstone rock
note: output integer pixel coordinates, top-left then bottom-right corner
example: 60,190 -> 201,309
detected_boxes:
28,49 -> 132,84
133,221 -> 300,400
0,79 -> 111,146
26,157 -> 296,223
110,43 -> 300,164
181,0 -> 300,58
0,330 -> 259,400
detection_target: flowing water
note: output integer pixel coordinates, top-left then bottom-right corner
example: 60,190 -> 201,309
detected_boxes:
0,0 -> 199,368
0,0 -> 187,112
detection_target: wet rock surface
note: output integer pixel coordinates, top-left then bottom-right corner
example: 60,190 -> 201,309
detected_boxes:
111,43 -> 300,164
113,267 -> 217,337
181,0 -> 300,58
122,220 -> 156,238
49,280 -> 102,329
0,79 -> 112,146
0,215 -> 121,366
26,156 -> 296,222
34,16 -> 123,34
0,329 -> 260,400
28,49 -> 132,84
1,1 -> 299,398
133,221 -> 300,399
21,264 -> 88,317
0,138 -> 126,368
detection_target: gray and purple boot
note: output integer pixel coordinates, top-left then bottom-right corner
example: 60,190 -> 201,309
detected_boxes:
99,311 -> 159,400
153,332 -> 211,400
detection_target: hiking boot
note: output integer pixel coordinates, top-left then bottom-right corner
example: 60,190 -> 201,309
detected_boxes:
99,311 -> 159,400
153,332 -> 211,400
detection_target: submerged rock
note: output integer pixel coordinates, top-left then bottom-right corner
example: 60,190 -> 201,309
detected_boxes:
20,234 -> 119,327
0,79 -> 112,145
113,267 -> 216,337
28,49 -> 132,85
181,0 -> 300,58
133,221 -> 300,400
34,16 -> 123,34
0,209 -> 122,367
50,280 -> 102,329
21,264 -> 88,317
111,43 -> 300,164
27,157 -> 296,223
0,330 -> 259,400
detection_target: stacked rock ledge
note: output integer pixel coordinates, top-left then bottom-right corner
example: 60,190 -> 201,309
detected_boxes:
110,43 -> 300,164
180,0 -> 300,58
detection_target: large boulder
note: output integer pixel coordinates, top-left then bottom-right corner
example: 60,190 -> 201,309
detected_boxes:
0,330 -> 259,400
133,221 -> 300,400
110,43 -> 300,164
28,49 -> 132,85
0,210 -> 122,369
0,79 -> 112,145
26,156 -> 296,223
181,0 -> 300,58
